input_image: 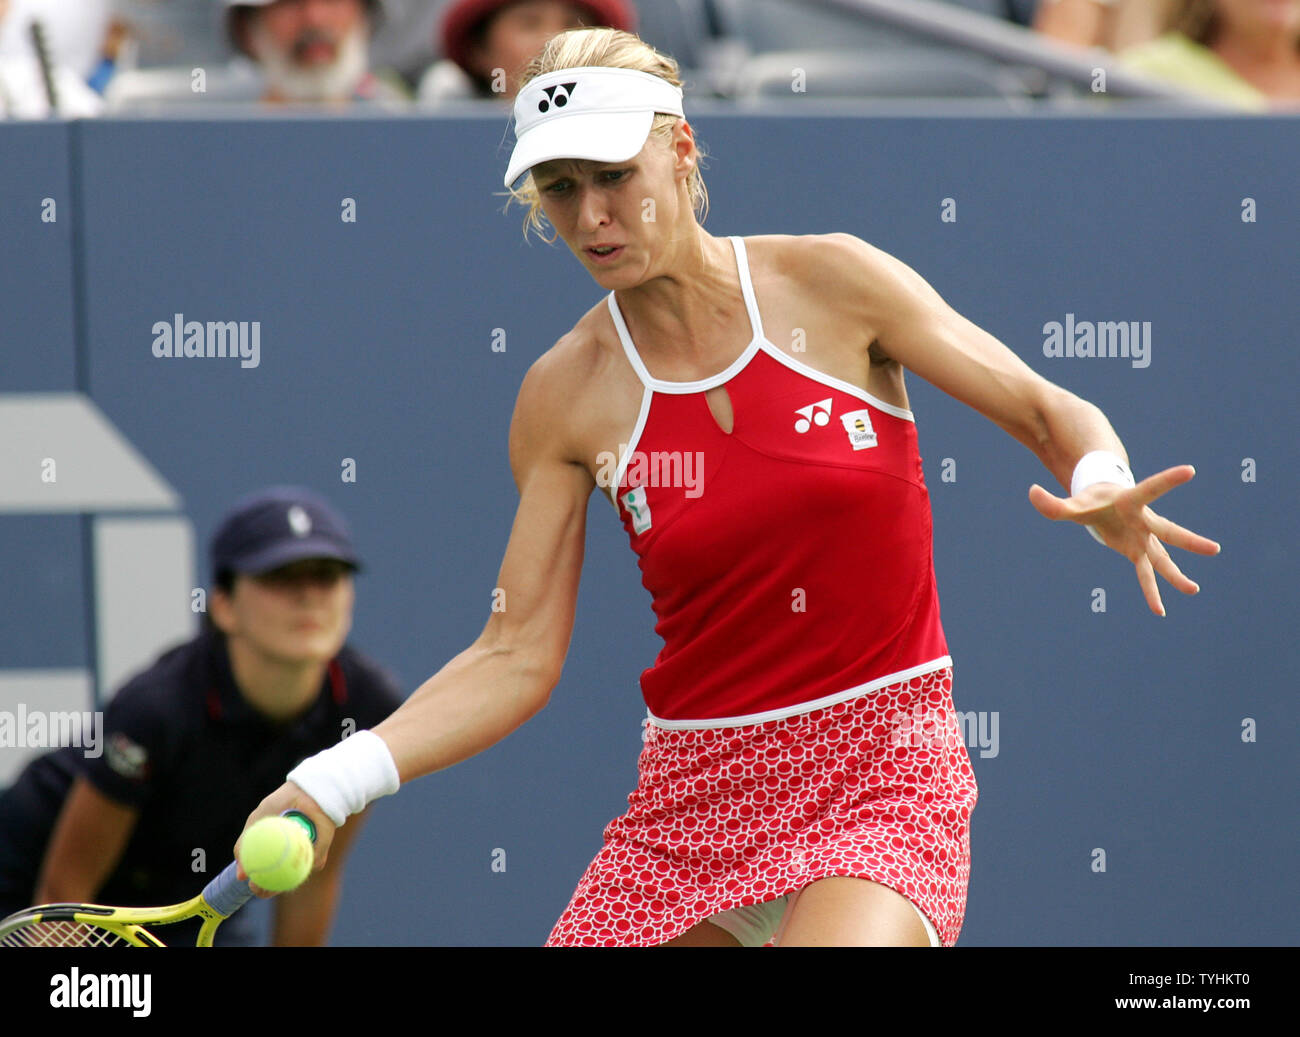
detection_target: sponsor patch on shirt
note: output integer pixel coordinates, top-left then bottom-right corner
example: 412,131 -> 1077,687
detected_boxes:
621,486 -> 652,534
105,732 -> 150,781
840,408 -> 878,450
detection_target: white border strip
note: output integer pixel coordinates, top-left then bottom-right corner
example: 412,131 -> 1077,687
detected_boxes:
609,385 -> 654,508
759,343 -> 915,422
730,234 -> 766,341
605,291 -> 655,388
731,233 -> 913,422
647,655 -> 953,729
604,236 -> 764,395
630,336 -> 760,394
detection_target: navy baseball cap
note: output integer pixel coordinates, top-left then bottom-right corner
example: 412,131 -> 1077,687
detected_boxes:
210,487 -> 360,580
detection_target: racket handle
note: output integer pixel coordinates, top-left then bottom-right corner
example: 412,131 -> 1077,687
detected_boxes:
203,861 -> 254,918
202,810 -> 319,918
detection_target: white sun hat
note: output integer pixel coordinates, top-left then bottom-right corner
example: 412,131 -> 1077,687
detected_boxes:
503,66 -> 684,189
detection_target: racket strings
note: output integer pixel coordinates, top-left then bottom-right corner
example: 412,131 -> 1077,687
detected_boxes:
0,919 -> 132,948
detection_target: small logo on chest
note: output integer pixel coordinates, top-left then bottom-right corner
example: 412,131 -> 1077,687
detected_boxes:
621,486 -> 652,534
840,408 -> 878,450
794,398 -> 833,433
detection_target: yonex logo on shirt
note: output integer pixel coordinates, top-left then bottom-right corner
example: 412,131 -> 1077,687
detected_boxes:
794,398 -> 832,433
538,83 -> 577,112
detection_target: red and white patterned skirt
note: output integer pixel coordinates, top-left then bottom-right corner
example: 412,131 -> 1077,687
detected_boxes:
546,665 -> 978,947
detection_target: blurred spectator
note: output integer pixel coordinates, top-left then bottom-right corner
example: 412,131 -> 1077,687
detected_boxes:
418,0 -> 634,101
225,0 -> 410,105
0,0 -> 104,117
86,17 -> 131,94
1034,0 -> 1171,52
1120,0 -> 1300,109
0,488 -> 404,946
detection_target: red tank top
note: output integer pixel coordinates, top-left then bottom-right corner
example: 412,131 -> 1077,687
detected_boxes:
610,236 -> 950,727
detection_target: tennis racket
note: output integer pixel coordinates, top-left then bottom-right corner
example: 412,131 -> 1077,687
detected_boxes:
0,810 -> 316,948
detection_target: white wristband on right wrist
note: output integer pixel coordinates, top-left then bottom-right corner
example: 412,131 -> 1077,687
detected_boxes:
287,729 -> 400,826
1070,450 -> 1135,545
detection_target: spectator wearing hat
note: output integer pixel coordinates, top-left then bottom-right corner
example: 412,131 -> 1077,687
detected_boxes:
0,487 -> 404,945
418,0 -> 635,102
224,0 -> 409,105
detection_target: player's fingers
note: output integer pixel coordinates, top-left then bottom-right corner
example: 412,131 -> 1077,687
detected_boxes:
306,824 -> 333,872
1135,554 -> 1165,617
294,818 -> 331,872
1132,464 -> 1195,507
1028,483 -> 1081,521
1146,507 -> 1222,556
234,861 -> 275,899
292,812 -> 332,871
1147,535 -> 1199,595
276,787 -> 334,870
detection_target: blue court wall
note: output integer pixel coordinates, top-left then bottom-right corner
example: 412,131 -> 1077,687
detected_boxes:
0,110 -> 1296,946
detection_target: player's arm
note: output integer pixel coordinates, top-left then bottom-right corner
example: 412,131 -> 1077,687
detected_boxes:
818,232 -> 1218,614
268,806 -> 369,946
34,775 -> 139,904
239,344 -> 596,864
817,231 -> 1120,492
371,347 -> 594,781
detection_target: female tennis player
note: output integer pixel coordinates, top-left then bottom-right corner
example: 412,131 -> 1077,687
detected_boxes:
237,27 -> 1220,947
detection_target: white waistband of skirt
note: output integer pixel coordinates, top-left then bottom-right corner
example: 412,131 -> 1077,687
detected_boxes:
645,656 -> 954,730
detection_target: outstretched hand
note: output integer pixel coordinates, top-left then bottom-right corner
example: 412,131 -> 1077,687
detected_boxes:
235,782 -> 336,898
1028,464 -> 1221,617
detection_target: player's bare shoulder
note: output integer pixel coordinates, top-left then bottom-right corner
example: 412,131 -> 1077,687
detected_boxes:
754,232 -> 917,363
508,306 -> 633,493
509,328 -> 594,480
774,232 -> 890,305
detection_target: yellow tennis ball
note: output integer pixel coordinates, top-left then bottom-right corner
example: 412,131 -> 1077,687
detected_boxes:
239,817 -> 313,892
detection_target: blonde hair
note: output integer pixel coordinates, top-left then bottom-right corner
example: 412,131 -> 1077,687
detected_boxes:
503,27 -> 709,242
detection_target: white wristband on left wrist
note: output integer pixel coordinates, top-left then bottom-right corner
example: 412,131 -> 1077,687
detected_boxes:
1070,450 -> 1135,545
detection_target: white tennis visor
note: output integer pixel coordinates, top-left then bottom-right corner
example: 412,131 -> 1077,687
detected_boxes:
503,66 -> 685,189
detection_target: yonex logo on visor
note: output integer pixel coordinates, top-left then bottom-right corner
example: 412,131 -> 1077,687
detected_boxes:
539,83 -> 577,112
504,66 -> 685,188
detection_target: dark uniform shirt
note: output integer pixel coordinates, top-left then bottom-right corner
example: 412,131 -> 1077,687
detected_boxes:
0,628 -> 403,944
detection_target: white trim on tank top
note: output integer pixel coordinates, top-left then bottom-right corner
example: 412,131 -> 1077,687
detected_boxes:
645,655 -> 954,730
609,384 -> 653,507
605,235 -> 915,418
